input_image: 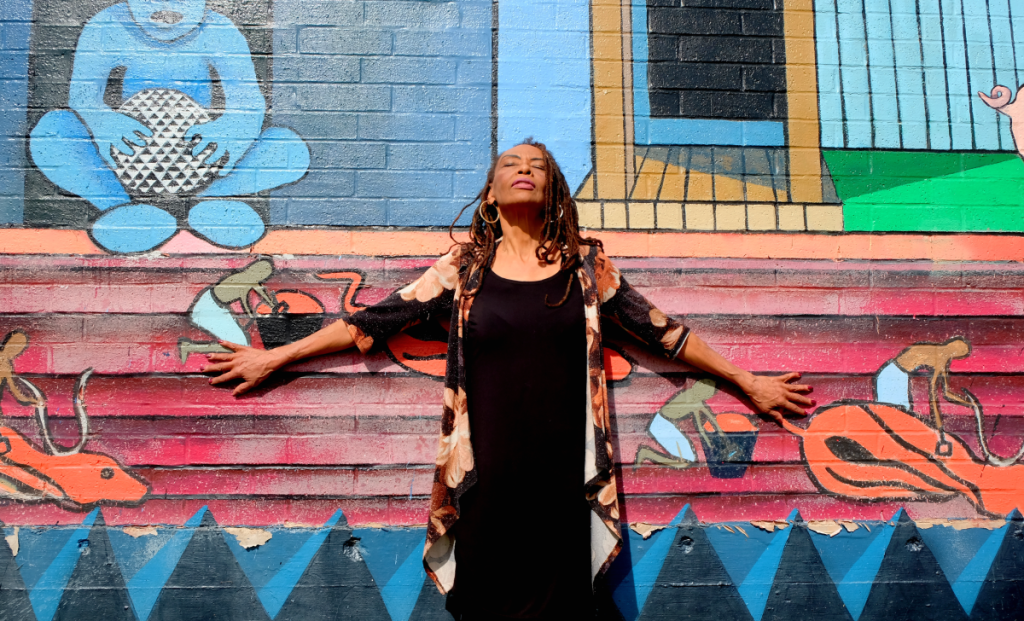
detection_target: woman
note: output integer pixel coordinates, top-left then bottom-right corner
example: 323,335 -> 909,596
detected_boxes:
203,140 -> 814,620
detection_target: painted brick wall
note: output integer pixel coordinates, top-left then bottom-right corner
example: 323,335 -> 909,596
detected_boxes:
2,0 -> 1024,619
270,0 -> 493,227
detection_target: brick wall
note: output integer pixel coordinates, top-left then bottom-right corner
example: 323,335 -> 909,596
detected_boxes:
270,0 -> 492,227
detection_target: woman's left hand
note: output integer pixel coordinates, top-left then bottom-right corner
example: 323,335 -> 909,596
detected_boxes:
743,372 -> 815,424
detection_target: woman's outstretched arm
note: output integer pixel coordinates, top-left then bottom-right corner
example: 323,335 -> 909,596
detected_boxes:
678,332 -> 815,421
203,318 -> 356,396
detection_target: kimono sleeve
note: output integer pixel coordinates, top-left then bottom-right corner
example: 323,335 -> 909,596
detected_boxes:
593,249 -> 690,359
344,250 -> 461,354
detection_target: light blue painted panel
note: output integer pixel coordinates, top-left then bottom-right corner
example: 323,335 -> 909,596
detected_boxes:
638,119 -> 786,146
1013,4 -> 1024,96
818,0 -> 1024,150
987,0 -> 1017,149
963,0 -> 1000,149
838,0 -> 874,147
941,0 -> 975,148
498,0 -> 592,192
919,0 -> 953,149
891,0 -> 929,148
816,0 -> 846,147
865,0 -> 902,147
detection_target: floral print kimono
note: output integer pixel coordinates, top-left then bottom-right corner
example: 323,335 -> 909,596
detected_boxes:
345,243 -> 690,594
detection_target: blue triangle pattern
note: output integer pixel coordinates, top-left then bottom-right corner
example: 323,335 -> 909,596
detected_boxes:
631,505 -> 688,613
378,537 -> 427,621
355,527 -> 428,591
108,527 -> 177,584
608,505 -> 691,620
9,526 -> 83,592
706,521 -> 776,586
836,510 -> 899,620
951,523 -> 1007,615
125,506 -> 207,621
809,521 -> 881,586
224,527 -> 318,592
609,527 -> 645,619
736,509 -> 797,621
918,524 -> 995,583
27,508 -> 98,621
258,509 -> 343,619
355,526 -> 428,621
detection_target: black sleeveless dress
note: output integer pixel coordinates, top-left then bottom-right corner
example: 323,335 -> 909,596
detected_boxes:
450,268 -> 593,620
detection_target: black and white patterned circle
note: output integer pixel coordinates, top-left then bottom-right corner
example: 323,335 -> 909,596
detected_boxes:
111,89 -> 226,197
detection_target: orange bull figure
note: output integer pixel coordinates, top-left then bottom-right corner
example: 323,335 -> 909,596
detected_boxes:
0,330 -> 149,508
780,338 -> 1024,518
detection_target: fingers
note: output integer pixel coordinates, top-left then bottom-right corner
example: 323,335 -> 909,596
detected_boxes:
209,369 -> 241,385
205,352 -> 234,362
786,383 -> 813,393
787,392 -> 815,407
125,131 -> 148,147
114,138 -> 137,156
233,381 -> 255,396
192,136 -> 213,157
778,371 -> 801,382
201,361 -> 235,373
782,400 -> 807,416
204,143 -> 227,166
219,341 -> 246,352
130,119 -> 153,137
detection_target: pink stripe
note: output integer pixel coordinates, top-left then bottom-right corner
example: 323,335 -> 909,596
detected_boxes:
0,494 -> 986,526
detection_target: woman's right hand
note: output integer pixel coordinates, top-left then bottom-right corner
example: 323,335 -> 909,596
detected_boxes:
203,341 -> 289,396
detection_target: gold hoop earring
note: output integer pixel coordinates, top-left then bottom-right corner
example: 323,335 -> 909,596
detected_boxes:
479,201 -> 499,225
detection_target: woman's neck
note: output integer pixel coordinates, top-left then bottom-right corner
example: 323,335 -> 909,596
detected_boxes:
492,207 -> 562,281
497,208 -> 546,263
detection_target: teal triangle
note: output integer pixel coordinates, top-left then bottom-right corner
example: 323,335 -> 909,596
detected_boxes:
354,526 -> 427,621
835,509 -> 900,620
918,524 -> 997,583
379,537 -> 427,621
609,505 -> 691,620
809,522 -> 882,586
951,524 -> 1008,615
9,528 -> 82,592
125,506 -> 206,621
706,522 -> 777,586
258,509 -> 343,619
608,528 -> 646,619
631,506 -> 688,612
736,509 -> 797,621
224,527 -> 317,593
354,527 -> 427,589
27,509 -> 98,621
108,528 -> 177,583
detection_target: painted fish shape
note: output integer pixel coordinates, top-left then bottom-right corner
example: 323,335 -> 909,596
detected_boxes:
780,402 -> 1024,517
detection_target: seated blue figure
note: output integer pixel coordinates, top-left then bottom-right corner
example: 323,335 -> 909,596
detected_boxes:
29,0 -> 309,253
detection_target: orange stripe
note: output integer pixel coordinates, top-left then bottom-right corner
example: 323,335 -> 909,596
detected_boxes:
0,229 -> 1022,261
0,230 -> 104,254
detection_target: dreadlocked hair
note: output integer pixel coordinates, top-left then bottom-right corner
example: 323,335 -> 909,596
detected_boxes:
447,138 -> 602,306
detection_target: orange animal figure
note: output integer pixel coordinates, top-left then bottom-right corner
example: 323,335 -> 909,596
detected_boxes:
779,338 -> 1024,517
778,404 -> 1024,517
0,330 -> 149,508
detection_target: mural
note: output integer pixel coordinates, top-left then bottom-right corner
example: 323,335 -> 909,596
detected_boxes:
1,0 -> 1024,618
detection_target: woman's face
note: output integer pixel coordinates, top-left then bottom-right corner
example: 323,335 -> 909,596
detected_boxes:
486,144 -> 547,212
